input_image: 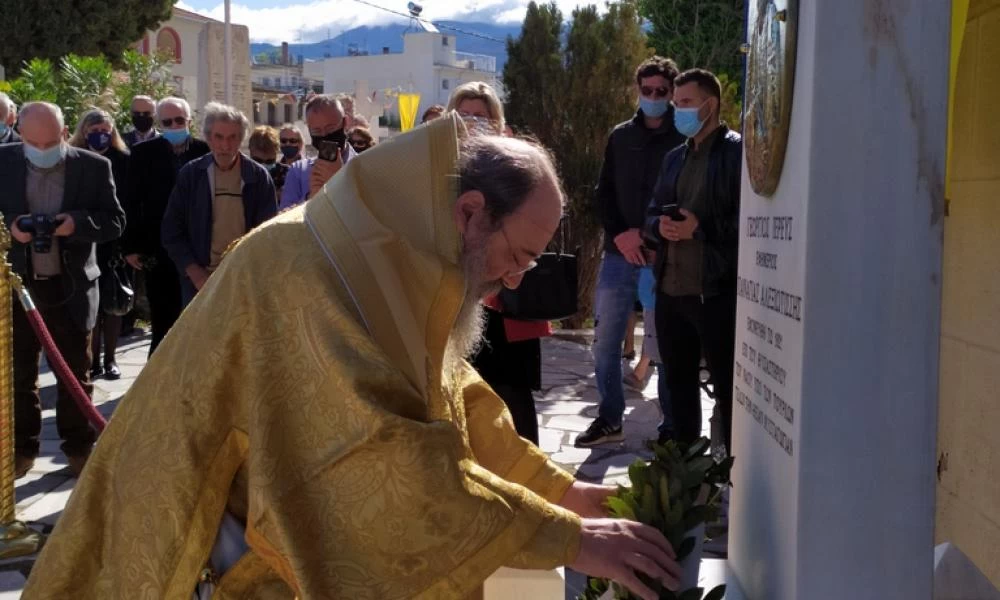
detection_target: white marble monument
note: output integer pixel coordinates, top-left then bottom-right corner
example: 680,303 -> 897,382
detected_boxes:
200,22 -> 253,120
727,1 -> 950,599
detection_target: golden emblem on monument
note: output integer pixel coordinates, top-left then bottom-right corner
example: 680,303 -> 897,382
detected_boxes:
744,0 -> 798,196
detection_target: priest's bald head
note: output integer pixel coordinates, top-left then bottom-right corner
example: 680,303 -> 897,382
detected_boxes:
449,134 -> 565,359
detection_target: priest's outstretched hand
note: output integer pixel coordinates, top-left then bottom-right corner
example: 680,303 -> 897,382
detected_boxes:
571,518 -> 682,600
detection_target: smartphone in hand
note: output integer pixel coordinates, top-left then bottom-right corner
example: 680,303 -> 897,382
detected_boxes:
659,203 -> 686,222
317,140 -> 342,162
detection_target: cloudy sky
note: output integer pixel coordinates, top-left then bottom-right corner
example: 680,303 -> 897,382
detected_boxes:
176,0 -> 586,44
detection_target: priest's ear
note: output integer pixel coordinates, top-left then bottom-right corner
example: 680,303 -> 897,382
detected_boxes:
454,189 -> 487,235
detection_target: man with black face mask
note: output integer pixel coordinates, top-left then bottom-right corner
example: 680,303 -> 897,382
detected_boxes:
278,94 -> 357,210
123,96 -> 159,148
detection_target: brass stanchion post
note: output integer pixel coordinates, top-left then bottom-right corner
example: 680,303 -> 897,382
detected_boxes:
0,215 -> 44,558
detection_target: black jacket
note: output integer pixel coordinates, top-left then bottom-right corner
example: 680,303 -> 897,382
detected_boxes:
643,125 -> 743,297
595,109 -> 686,253
122,136 -> 210,257
93,146 -> 130,267
122,129 -> 158,149
0,128 -> 20,145
0,144 -> 126,331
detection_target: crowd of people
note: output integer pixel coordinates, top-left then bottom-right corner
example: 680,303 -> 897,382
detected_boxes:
5,54 -> 740,599
0,90 -> 375,480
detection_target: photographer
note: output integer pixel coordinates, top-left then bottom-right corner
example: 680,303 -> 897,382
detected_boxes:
0,102 -> 125,479
278,94 -> 357,210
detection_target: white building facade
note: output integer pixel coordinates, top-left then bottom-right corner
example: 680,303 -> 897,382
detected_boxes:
135,7 -> 253,122
304,23 -> 499,126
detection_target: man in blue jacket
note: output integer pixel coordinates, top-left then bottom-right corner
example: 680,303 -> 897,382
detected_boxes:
162,102 -> 277,306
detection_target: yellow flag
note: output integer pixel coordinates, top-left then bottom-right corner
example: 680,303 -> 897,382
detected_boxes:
399,93 -> 421,132
946,0 -> 970,199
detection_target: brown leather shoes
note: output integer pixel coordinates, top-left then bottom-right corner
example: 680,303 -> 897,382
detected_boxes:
15,455 -> 35,479
66,453 -> 90,478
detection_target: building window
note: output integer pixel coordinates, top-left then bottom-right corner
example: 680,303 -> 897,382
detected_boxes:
442,36 -> 449,46
156,27 -> 182,63
442,79 -> 450,90
284,103 -> 293,123
275,77 -> 282,87
263,77 -> 272,87
291,76 -> 299,87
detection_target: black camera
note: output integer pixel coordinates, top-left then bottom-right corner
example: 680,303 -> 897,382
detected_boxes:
17,214 -> 64,254
659,203 -> 686,222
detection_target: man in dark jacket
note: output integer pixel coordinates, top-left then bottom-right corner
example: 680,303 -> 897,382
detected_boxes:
576,56 -> 686,447
123,97 -> 209,354
122,95 -> 159,148
162,102 -> 277,306
643,69 -> 742,454
0,93 -> 20,144
0,102 -> 125,478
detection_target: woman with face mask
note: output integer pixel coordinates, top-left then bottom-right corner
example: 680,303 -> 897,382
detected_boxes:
248,126 -> 289,202
445,82 -> 552,446
68,109 -> 131,381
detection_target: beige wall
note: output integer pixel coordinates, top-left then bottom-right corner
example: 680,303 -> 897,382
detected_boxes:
936,0 -> 1000,586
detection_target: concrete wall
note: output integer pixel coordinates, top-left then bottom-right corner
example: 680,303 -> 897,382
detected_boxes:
936,0 -> 1000,587
147,15 -> 203,101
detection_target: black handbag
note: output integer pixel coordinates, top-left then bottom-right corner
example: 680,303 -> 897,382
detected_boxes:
498,221 -> 578,321
100,256 -> 135,317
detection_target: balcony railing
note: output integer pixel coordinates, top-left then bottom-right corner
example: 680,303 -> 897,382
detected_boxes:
436,52 -> 496,73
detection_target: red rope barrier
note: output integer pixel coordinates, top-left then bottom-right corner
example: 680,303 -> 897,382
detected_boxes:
17,288 -> 107,433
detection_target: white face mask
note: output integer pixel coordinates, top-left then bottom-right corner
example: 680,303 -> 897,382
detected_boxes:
24,141 -> 66,169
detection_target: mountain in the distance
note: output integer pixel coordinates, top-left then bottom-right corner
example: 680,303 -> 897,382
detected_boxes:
251,21 -> 522,74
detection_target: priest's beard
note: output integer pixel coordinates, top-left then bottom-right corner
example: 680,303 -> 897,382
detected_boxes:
444,234 -> 503,377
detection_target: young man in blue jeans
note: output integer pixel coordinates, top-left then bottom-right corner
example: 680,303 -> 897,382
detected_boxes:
575,57 -> 686,447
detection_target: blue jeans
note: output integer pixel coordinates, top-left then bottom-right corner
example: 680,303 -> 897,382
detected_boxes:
593,253 -> 673,434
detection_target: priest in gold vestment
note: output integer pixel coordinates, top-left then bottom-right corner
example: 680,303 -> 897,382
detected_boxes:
23,115 -> 680,600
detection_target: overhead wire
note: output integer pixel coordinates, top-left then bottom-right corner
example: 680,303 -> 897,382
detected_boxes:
344,0 -> 507,45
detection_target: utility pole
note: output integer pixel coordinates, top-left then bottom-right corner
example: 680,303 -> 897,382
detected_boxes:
224,0 -> 233,105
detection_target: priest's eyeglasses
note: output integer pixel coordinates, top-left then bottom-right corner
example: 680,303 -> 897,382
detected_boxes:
500,225 -> 539,274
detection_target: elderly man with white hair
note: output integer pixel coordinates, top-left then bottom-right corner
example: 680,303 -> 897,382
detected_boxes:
0,101 -> 125,479
161,102 -> 277,306
122,96 -> 211,354
0,93 -> 20,144
122,94 -> 159,148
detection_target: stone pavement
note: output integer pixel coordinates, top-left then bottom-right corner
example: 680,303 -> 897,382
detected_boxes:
0,327 -> 721,597
0,331 -> 147,593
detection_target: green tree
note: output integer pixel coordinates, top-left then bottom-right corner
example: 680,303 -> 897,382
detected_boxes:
112,50 -> 177,131
636,0 -> 745,85
503,3 -> 564,147
3,0 -> 173,76
7,49 -> 175,133
8,55 -> 114,130
504,1 -> 649,327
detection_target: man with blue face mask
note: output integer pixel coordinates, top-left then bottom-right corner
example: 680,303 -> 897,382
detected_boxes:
122,97 -> 210,355
0,93 -> 20,145
643,68 -> 743,457
0,101 -> 125,479
576,56 -> 685,448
